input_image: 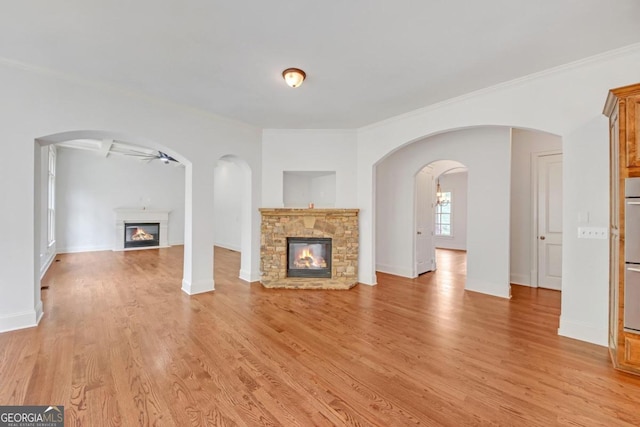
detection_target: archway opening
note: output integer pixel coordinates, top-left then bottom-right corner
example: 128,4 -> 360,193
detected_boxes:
374,126 -> 512,298
34,130 -> 191,307
414,160 -> 469,277
213,154 -> 254,282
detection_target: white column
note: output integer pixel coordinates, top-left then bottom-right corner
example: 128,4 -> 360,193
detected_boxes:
239,162 -> 262,282
357,152 -> 377,286
182,162 -> 215,294
464,133 -> 512,299
0,140 -> 41,333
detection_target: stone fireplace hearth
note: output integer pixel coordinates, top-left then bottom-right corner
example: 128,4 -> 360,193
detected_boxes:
260,208 -> 359,289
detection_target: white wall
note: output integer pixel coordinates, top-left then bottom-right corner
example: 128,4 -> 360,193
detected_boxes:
311,173 -> 337,207
561,118 -> 610,344
262,130 -> 357,207
434,171 -> 468,251
213,158 -> 243,251
510,129 -> 562,286
376,127 -> 512,297
55,147 -> 185,253
359,44 -> 640,346
0,58 -> 262,333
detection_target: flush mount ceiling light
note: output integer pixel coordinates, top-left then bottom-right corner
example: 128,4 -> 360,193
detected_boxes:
282,68 -> 306,88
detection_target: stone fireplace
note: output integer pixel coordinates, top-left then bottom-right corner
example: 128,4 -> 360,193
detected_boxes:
260,208 -> 359,289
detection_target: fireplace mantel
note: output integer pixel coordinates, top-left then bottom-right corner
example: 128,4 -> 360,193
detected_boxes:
114,208 -> 170,251
259,208 -> 359,216
259,208 -> 359,289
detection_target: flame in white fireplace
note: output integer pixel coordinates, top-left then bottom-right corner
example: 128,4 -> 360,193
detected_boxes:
131,227 -> 154,241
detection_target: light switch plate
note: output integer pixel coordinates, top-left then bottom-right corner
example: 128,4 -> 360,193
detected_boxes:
577,227 -> 607,239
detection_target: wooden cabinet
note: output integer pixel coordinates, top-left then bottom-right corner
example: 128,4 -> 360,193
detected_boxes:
604,83 -> 640,376
609,105 -> 620,353
625,94 -> 640,168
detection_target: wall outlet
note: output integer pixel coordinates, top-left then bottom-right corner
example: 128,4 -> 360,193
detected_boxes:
577,227 -> 608,239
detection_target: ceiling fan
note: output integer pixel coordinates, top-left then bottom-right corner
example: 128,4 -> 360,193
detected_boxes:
157,151 -> 178,164
55,139 -> 181,165
117,148 -> 179,164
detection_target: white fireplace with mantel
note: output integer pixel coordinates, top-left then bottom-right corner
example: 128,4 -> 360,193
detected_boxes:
114,208 -> 171,251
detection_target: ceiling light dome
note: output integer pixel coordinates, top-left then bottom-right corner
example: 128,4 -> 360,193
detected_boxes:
282,68 -> 306,88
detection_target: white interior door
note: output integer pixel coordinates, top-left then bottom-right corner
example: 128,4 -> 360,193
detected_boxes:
537,153 -> 563,290
415,169 -> 435,275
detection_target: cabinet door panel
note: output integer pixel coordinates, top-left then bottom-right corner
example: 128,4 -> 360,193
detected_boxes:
626,96 -> 640,167
611,110 -> 620,229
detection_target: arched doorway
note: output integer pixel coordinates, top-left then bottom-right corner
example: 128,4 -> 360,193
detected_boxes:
213,154 -> 254,281
374,127 -> 512,298
34,130 -> 191,302
414,160 -> 468,276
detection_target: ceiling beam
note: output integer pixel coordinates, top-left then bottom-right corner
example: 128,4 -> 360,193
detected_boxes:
99,139 -> 114,158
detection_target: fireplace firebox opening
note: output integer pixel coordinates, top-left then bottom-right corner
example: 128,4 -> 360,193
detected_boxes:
124,222 -> 160,248
287,237 -> 332,278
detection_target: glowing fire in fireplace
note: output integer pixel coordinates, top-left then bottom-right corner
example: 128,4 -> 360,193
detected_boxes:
132,227 -> 154,241
294,246 -> 327,269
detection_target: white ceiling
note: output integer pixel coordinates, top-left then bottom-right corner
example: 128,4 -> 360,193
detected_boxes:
2,1 -> 640,129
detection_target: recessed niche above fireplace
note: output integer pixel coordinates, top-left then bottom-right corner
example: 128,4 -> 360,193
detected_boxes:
283,171 -> 336,208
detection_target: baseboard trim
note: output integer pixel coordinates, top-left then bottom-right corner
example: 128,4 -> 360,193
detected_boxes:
558,317 -> 607,347
434,243 -> 467,251
215,242 -> 241,252
0,308 -> 41,334
465,278 -> 511,299
239,269 -> 260,283
181,278 -> 215,295
40,252 -> 56,279
35,300 -> 44,324
510,273 -> 532,287
358,271 -> 378,286
511,282 -> 535,287
375,263 -> 414,278
114,245 -> 170,252
58,245 -> 112,254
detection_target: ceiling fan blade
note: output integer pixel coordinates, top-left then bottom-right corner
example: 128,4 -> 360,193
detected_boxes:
118,153 -> 157,159
158,151 -> 178,163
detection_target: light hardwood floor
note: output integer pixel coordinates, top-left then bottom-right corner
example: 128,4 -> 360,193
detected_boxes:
1,247 -> 640,426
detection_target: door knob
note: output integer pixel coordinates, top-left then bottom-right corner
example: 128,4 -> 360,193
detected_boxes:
417,231 -> 422,235
540,236 -> 546,240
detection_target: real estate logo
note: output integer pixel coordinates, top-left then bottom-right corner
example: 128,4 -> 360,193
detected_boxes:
0,406 -> 64,427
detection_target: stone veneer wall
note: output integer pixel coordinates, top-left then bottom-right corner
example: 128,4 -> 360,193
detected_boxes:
260,209 -> 359,289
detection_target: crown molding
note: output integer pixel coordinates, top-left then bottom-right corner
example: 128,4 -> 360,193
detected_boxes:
262,128 -> 357,136
359,42 -> 640,134
0,56 -> 260,132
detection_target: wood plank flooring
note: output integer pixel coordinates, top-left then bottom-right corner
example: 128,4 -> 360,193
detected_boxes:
1,247 -> 640,426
